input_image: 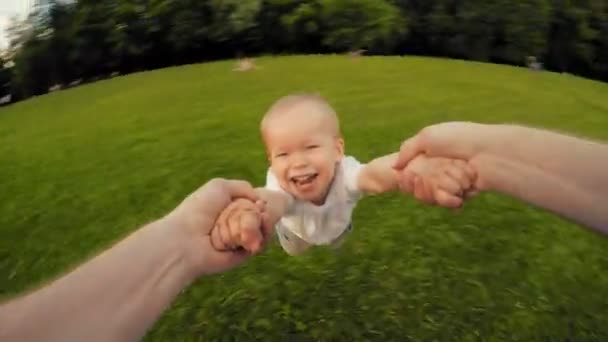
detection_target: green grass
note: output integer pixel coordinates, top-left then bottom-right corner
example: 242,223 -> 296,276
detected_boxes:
2,55 -> 608,340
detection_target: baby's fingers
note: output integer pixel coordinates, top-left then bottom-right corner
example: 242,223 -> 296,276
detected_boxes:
210,225 -> 227,251
446,161 -> 472,189
227,209 -> 244,248
240,212 -> 263,253
396,169 -> 417,194
413,176 -> 435,205
255,199 -> 266,212
436,172 -> 462,196
217,204 -> 240,249
260,211 -> 276,239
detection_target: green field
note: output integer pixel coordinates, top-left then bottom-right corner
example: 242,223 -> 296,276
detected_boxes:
1,55 -> 608,340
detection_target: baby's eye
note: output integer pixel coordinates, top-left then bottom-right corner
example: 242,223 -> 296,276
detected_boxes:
275,152 -> 288,158
306,145 -> 319,150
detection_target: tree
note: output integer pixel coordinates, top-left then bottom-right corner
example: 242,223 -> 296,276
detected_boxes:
0,57 -> 12,100
4,16 -> 33,60
545,0 -> 598,74
321,0 -> 407,53
69,0 -> 115,79
47,2 -> 78,84
4,0 -> 608,104
588,0 -> 608,80
279,1 -> 324,52
107,0 -> 155,73
492,0 -> 551,64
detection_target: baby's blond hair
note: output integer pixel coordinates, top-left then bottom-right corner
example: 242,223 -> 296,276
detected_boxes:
260,93 -> 341,142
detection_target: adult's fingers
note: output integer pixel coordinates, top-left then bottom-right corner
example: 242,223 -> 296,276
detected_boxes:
434,189 -> 463,208
393,135 -> 423,170
221,179 -> 260,202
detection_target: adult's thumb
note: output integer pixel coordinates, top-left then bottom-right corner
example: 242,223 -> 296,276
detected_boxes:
393,135 -> 423,170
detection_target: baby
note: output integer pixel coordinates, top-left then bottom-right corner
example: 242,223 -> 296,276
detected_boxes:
210,94 -> 475,255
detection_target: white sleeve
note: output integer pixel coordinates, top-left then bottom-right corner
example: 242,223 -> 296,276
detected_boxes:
341,156 -> 365,200
264,168 -> 295,213
265,168 -> 282,191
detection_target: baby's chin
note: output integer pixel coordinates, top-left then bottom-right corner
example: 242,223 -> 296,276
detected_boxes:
291,188 -> 327,205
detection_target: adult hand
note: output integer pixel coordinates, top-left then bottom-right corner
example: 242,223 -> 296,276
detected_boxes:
392,122 -> 488,203
163,178 -> 263,277
211,198 -> 274,254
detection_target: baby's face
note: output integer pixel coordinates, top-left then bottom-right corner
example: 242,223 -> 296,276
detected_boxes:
264,113 -> 344,205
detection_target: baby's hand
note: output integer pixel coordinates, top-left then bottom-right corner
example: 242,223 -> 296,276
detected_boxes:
406,155 -> 476,208
210,198 -> 267,253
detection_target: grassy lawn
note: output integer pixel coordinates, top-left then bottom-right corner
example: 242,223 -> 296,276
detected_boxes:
1,55 -> 608,340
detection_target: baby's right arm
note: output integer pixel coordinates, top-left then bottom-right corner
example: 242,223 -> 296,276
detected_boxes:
257,189 -> 314,256
255,188 -> 292,229
356,152 -> 475,207
210,189 -> 292,253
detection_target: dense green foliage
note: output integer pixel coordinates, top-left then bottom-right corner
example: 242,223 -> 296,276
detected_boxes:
2,0 -> 607,102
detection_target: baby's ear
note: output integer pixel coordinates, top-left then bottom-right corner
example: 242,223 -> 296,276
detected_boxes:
264,147 -> 273,163
335,137 -> 345,158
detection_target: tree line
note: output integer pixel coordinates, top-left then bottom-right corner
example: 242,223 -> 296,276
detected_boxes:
1,0 -> 606,103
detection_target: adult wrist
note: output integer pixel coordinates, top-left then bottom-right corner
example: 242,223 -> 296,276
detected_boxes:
157,215 -> 205,281
473,123 -> 518,157
469,153 -> 495,192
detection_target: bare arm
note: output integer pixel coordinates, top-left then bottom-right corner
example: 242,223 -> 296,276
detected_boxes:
0,179 -> 259,341
471,125 -> 608,233
357,153 -> 473,208
0,219 -> 196,342
255,188 -> 292,227
395,122 -> 608,233
472,153 -> 606,232
357,153 -> 400,194
476,125 -> 608,196
255,188 -> 312,255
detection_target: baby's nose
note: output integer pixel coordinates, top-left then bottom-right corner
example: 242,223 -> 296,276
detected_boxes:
290,152 -> 308,168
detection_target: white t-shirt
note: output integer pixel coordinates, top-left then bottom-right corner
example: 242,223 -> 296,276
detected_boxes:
264,155 -> 365,245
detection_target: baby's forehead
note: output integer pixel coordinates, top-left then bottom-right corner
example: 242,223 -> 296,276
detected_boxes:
268,99 -> 332,119
263,116 -> 332,139
262,117 -> 335,150
263,99 -> 338,132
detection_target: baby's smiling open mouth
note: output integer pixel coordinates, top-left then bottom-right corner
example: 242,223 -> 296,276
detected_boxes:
290,173 -> 318,187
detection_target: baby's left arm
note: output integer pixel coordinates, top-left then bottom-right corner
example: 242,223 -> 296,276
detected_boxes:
357,152 -> 476,207
356,153 -> 400,195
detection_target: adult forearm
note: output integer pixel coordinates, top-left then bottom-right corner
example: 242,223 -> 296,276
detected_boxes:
472,153 -> 608,234
479,124 -> 608,195
0,218 -> 196,341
